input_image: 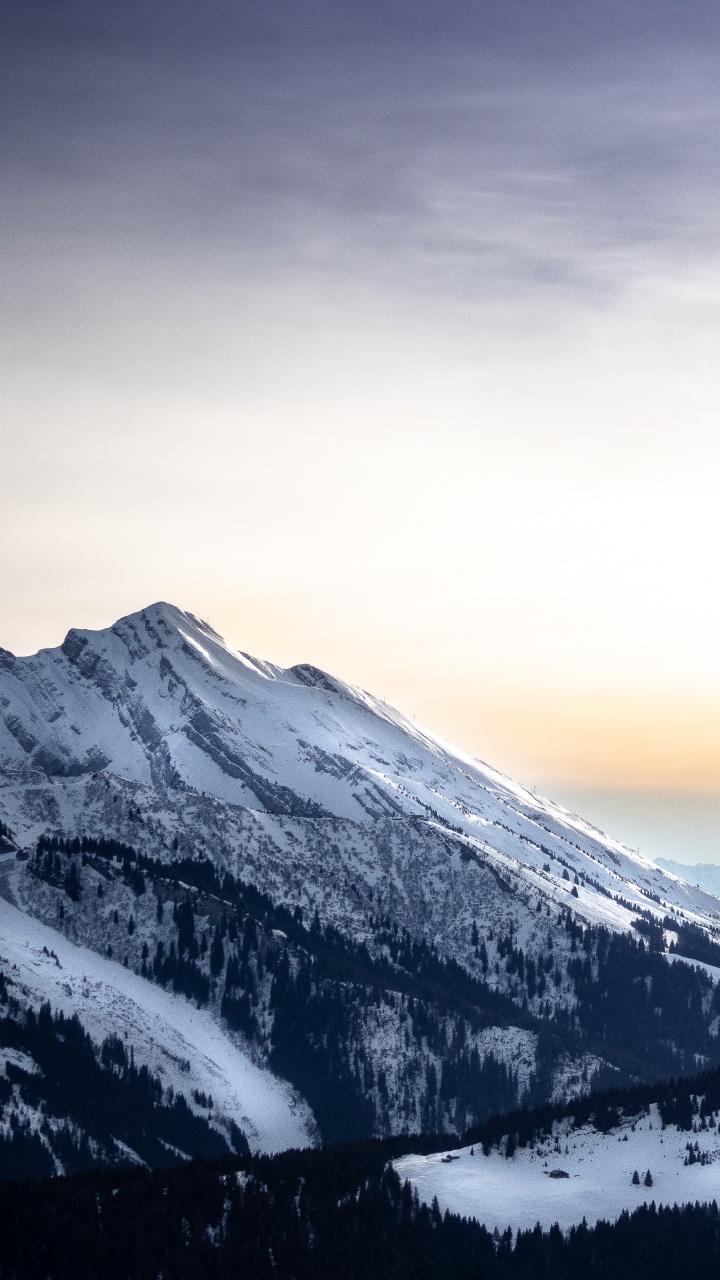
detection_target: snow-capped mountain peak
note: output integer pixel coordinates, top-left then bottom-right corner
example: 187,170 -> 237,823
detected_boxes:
2,603 -> 719,943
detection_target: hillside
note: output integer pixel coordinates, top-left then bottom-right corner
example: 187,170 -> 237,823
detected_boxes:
0,895 -> 313,1167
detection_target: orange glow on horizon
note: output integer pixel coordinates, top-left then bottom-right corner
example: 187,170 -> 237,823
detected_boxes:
205,595 -> 720,795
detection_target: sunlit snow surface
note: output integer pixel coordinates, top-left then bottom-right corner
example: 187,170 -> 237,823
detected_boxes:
0,897 -> 314,1154
396,1105 -> 720,1233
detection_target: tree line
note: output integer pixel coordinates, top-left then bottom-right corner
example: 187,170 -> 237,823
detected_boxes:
3,1135 -> 720,1279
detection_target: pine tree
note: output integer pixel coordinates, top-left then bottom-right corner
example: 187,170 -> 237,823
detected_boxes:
63,861 -> 81,901
210,926 -> 225,978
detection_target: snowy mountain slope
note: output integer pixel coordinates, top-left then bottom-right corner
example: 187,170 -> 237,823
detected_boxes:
0,895 -> 314,1155
5,836 -> 533,1142
396,1103 -> 720,1234
4,603 -> 720,1144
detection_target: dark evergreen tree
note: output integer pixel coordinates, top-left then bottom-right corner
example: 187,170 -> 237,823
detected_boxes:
209,926 -> 225,978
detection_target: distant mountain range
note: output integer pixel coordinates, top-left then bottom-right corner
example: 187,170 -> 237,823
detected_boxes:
655,858 -> 720,900
2,603 -> 720,1178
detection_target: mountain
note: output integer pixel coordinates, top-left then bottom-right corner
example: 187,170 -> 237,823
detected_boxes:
656,858 -> 720,901
3,602 -> 720,1170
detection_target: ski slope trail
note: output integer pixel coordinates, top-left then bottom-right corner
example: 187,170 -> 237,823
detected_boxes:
0,896 -> 314,1154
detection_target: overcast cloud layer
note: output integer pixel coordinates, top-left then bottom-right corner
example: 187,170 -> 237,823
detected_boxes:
2,0 -> 720,810
4,0 -> 720,382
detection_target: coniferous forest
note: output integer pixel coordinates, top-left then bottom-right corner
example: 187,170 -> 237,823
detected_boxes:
2,1134 -> 720,1280
3,1063 -> 720,1278
24,833 -> 720,1146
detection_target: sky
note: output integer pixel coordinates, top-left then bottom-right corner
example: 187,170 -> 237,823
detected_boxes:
2,0 -> 720,863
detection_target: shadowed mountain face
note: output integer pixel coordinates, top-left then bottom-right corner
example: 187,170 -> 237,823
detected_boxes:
2,603 -> 720,1163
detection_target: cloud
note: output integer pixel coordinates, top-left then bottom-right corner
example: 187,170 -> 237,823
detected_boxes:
3,0 -> 720,754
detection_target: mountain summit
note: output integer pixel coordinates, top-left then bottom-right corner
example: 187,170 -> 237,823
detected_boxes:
0,602 -> 714,934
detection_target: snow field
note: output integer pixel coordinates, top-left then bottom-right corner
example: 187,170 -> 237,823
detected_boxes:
395,1105 -> 720,1234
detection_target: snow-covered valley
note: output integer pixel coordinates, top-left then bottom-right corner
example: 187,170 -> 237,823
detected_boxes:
397,1103 -> 720,1233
